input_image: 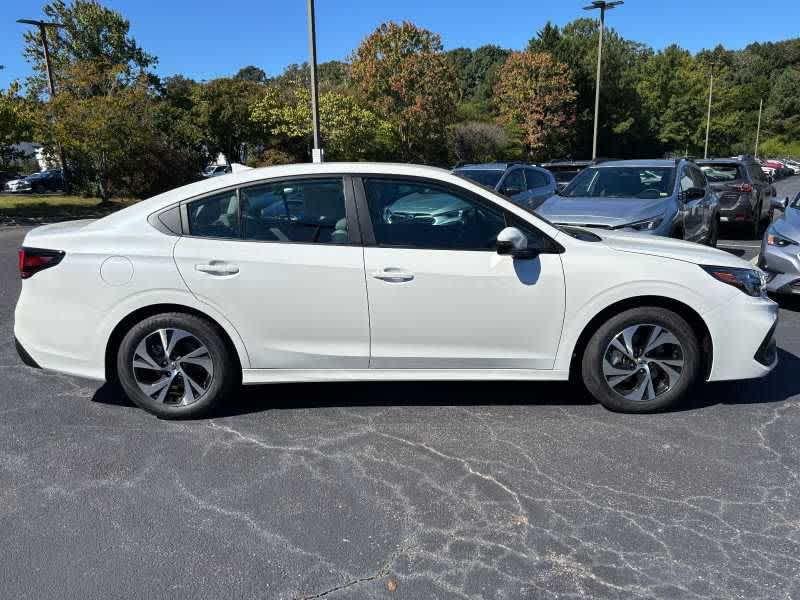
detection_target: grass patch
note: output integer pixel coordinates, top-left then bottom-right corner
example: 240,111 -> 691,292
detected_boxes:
0,194 -> 135,220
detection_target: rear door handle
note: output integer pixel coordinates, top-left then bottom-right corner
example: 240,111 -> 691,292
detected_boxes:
196,262 -> 240,276
373,268 -> 414,283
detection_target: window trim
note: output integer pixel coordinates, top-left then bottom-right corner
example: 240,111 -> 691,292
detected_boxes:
178,174 -> 362,247
352,174 -> 562,253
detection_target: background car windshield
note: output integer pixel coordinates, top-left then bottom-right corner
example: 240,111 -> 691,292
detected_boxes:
700,164 -> 743,181
455,169 -> 504,188
562,167 -> 675,199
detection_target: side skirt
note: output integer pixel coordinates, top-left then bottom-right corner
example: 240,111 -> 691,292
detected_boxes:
241,369 -> 570,385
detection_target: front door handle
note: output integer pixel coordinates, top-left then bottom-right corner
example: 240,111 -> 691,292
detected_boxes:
373,267 -> 414,283
196,262 -> 240,276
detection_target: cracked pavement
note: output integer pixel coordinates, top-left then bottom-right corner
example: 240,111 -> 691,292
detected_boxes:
2,176 -> 800,599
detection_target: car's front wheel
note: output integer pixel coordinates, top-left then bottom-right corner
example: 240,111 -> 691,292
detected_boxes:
116,312 -> 236,418
581,307 -> 701,413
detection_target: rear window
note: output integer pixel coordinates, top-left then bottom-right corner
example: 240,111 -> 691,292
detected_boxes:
699,163 -> 745,182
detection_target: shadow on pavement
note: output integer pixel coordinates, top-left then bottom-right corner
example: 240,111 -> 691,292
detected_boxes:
683,347 -> 800,410
774,295 -> 800,312
91,347 -> 800,418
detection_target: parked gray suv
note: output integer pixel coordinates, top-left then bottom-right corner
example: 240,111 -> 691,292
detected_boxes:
696,158 -> 774,237
536,159 -> 720,246
453,163 -> 557,211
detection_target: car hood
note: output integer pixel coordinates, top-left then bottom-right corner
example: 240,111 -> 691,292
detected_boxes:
537,195 -> 668,228
597,229 -> 750,268
772,207 -> 800,241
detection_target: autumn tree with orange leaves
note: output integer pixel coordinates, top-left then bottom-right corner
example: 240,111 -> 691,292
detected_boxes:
495,51 -> 577,160
351,21 -> 458,163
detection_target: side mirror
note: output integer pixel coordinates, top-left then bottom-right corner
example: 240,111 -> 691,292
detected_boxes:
771,196 -> 789,211
497,227 -> 538,259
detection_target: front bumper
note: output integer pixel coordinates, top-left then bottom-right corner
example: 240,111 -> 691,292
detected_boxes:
759,242 -> 800,295
704,292 -> 779,381
14,337 -> 41,369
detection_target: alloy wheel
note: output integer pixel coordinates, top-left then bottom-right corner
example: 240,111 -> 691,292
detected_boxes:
602,323 -> 684,402
132,328 -> 214,406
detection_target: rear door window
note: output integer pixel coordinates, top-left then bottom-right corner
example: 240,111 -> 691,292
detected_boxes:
187,190 -> 240,239
240,178 -> 349,244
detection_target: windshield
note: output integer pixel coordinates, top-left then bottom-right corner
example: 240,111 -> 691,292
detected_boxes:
561,166 -> 676,199
454,169 -> 504,189
699,163 -> 743,182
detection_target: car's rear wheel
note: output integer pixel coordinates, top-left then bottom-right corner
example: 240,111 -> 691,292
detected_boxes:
581,307 -> 701,413
706,217 -> 719,247
116,313 -> 236,418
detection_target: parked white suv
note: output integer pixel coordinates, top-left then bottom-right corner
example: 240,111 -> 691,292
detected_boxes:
14,163 -> 778,418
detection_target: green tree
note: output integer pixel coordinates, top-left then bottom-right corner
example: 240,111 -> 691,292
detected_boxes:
251,85 -> 392,161
0,83 -> 38,169
351,21 -> 458,163
529,19 -> 652,158
191,78 -> 263,165
495,51 -> 577,160
447,121 -> 510,164
23,0 -> 156,97
234,65 -> 268,83
764,68 -> 800,142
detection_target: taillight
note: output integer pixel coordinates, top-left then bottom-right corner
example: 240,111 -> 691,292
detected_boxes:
734,183 -> 753,193
18,247 -> 65,279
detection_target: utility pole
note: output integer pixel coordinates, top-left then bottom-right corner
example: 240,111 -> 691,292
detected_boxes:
306,0 -> 323,163
18,18 -> 70,191
583,1 -> 623,160
754,98 -> 763,159
704,67 -> 714,159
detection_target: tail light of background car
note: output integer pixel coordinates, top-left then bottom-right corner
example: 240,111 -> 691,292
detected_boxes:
733,183 -> 753,193
18,247 -> 65,279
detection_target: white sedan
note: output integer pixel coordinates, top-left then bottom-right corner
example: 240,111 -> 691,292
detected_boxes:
14,163 -> 778,418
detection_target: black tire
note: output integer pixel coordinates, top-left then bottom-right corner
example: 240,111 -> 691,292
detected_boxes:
752,202 -> 763,239
706,217 -> 719,247
581,307 -> 701,413
116,312 -> 236,418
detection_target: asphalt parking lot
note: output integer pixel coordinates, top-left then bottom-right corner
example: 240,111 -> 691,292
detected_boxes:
2,178 -> 800,600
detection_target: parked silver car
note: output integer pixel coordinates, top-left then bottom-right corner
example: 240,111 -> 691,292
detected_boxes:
759,192 -> 800,294
536,159 -> 720,246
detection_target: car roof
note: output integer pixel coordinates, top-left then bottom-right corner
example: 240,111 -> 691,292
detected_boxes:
455,163 -> 514,171
593,159 -> 678,168
696,159 -> 747,165
93,162 -> 454,223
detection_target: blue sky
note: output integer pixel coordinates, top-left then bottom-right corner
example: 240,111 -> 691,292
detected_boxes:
2,0 -> 799,88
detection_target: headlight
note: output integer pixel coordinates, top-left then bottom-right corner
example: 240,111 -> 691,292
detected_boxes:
701,265 -> 767,297
626,215 -> 664,231
766,229 -> 796,247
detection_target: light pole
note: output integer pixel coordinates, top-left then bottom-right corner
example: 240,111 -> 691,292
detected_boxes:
583,0 -> 623,160
704,66 -> 714,159
18,18 -> 70,190
306,0 -> 323,163
754,98 -> 763,159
